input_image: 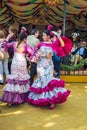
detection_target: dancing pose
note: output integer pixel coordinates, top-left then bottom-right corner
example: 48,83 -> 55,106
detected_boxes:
33,26 -> 72,78
0,31 -> 33,106
27,46 -> 71,109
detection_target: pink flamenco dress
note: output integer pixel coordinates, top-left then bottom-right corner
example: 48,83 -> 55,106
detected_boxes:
0,40 -> 33,105
33,36 -> 72,58
52,36 -> 73,57
27,46 -> 71,107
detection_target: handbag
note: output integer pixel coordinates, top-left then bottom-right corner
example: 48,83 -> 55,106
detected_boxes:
0,50 -> 4,60
0,50 -> 9,60
4,52 -> 9,59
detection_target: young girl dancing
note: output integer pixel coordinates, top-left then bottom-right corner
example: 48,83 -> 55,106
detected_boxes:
0,30 -> 33,106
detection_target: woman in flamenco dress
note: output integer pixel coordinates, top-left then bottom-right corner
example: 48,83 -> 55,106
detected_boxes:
0,30 -> 33,106
27,46 -> 71,109
32,25 -> 72,78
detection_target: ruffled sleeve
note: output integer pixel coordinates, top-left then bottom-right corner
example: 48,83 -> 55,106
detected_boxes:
2,40 -> 16,52
53,36 -> 72,57
27,42 -> 42,62
24,44 -> 34,56
61,36 -> 73,55
34,42 -> 42,52
52,39 -> 65,57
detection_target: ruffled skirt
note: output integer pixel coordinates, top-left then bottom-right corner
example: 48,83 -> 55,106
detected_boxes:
0,53 -> 30,104
27,75 -> 71,106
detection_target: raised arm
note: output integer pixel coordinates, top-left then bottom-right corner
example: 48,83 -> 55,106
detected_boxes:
57,30 -> 65,47
58,37 -> 65,47
53,34 -> 72,56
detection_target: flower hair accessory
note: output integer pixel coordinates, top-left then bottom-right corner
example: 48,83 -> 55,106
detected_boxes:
21,27 -> 27,34
47,24 -> 53,30
50,31 -> 54,37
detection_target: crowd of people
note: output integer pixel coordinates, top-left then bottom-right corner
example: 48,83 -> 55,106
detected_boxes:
0,24 -> 72,109
62,32 -> 87,67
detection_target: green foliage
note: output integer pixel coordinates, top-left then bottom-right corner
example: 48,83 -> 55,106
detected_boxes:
61,58 -> 87,71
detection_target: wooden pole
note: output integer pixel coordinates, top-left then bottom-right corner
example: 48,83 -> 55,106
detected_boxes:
63,0 -> 66,35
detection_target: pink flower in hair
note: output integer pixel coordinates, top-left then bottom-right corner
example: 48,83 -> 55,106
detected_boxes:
50,31 -> 54,37
47,24 -> 53,30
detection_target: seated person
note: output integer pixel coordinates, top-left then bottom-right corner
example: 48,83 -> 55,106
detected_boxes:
72,41 -> 87,65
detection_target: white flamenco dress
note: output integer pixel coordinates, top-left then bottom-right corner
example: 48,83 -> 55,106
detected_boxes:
27,46 -> 71,107
0,41 -> 33,105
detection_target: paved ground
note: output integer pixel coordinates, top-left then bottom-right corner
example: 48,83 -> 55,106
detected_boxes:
0,83 -> 87,130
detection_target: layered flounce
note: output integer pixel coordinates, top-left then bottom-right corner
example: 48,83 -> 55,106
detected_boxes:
27,79 -> 71,106
54,36 -> 73,57
0,91 -> 29,104
0,75 -> 30,104
61,36 -> 73,56
27,87 -> 71,107
30,79 -> 65,94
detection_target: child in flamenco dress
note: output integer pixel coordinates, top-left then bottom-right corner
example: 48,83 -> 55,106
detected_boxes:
0,31 -> 33,106
27,46 -> 71,109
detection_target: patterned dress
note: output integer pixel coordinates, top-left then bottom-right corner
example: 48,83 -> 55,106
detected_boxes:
27,56 -> 71,107
34,36 -> 72,57
0,41 -> 33,104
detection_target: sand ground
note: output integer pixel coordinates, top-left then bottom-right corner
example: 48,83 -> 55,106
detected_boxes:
0,83 -> 87,130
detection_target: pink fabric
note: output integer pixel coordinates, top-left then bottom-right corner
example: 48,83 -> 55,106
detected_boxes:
27,90 -> 71,106
52,36 -> 72,56
34,36 -> 72,57
30,79 -> 65,94
34,42 -> 53,52
5,79 -> 30,85
61,36 -> 73,55
3,40 -> 16,52
0,91 -> 29,104
2,40 -> 34,56
52,38 -> 65,57
23,44 -> 34,56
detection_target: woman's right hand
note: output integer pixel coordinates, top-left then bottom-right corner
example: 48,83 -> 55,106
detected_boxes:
6,33 -> 14,41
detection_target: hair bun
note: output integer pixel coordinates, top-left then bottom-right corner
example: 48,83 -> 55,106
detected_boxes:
47,24 -> 53,30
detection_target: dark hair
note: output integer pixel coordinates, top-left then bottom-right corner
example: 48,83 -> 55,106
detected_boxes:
43,29 -> 54,38
17,32 -> 27,48
31,28 -> 39,35
43,30 -> 50,36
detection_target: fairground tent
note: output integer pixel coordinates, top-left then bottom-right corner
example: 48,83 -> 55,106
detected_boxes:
0,0 -> 87,37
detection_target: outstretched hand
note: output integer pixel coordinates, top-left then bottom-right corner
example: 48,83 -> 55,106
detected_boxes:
6,33 -> 14,41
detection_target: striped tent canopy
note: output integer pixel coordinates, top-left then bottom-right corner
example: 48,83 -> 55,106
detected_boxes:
0,0 -> 87,37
